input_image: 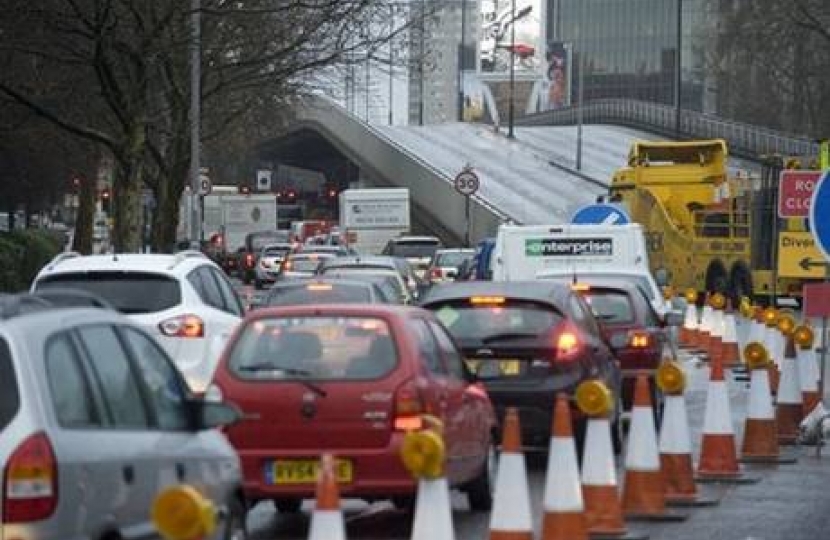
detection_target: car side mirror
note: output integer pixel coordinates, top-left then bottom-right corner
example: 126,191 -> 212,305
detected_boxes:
196,400 -> 242,430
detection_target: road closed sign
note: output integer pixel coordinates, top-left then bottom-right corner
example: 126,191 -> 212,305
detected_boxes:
777,231 -> 826,278
778,170 -> 822,218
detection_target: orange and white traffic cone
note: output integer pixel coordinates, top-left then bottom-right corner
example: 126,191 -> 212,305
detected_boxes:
762,310 -> 782,393
489,408 -> 533,540
708,307 -> 725,365
776,336 -> 803,445
622,374 -> 687,522
795,325 -> 821,417
680,298 -> 698,348
309,454 -> 346,540
656,362 -> 719,507
740,343 -> 797,464
541,394 -> 587,540
576,381 -> 628,537
697,303 -> 713,354
696,351 -> 758,484
722,301 -> 741,369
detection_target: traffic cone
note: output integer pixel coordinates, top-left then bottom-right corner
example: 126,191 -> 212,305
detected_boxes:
795,325 -> 821,417
708,307 -> 725,366
722,301 -> 741,369
308,454 -> 346,540
541,394 -> 587,540
489,408 -> 533,540
747,307 -> 766,346
740,343 -> 797,464
410,466 -> 454,540
762,320 -> 781,394
577,381 -> 627,537
622,375 -> 687,522
656,362 -> 720,507
697,303 -> 713,353
696,351 -> 758,484
680,302 -> 698,348
776,336 -> 803,445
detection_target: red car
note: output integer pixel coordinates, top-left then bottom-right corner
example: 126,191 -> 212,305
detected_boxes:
570,278 -> 682,410
210,304 -> 497,514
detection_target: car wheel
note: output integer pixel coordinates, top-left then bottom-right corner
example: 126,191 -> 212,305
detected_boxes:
223,497 -> 248,540
465,435 -> 496,512
273,498 -> 302,514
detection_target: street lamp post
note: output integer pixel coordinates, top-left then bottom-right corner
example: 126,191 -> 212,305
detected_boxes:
507,0 -> 516,138
189,0 -> 201,249
675,0 -> 683,137
419,0 -> 426,126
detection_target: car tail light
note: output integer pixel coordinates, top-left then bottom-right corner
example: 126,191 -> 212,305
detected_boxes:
2,432 -> 58,524
245,253 -> 254,268
629,331 -> 651,348
554,322 -> 582,363
430,267 -> 442,280
159,314 -> 204,338
393,380 -> 425,431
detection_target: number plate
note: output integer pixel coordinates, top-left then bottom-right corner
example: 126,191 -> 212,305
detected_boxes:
266,459 -> 353,484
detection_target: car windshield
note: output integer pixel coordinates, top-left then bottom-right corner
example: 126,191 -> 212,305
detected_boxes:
430,300 -> 563,341
389,241 -> 440,258
35,272 -> 181,314
436,251 -> 474,267
228,316 -> 397,380
0,337 -> 20,431
580,290 -> 635,324
266,284 -> 371,306
540,273 -> 656,301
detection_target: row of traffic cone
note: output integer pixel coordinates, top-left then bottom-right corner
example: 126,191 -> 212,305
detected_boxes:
679,292 -> 742,368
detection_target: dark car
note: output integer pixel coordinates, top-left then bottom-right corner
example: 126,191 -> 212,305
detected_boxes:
259,278 -> 391,307
567,278 -> 683,411
317,255 -> 423,301
420,281 -> 623,451
239,230 -> 292,284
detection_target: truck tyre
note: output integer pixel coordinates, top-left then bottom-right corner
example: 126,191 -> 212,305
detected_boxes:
705,260 -> 728,295
729,263 -> 753,307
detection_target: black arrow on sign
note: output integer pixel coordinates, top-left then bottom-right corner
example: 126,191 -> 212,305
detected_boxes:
799,257 -> 830,271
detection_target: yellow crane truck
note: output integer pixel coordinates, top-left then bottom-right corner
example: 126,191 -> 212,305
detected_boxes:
608,139 -> 820,306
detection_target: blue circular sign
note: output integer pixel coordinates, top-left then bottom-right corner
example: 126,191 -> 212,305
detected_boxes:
809,171 -> 830,263
571,203 -> 631,225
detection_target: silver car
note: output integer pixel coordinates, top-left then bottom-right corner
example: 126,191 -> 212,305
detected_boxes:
0,294 -> 246,539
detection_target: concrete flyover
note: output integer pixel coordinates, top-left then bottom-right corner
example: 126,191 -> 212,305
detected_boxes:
290,97 -> 511,246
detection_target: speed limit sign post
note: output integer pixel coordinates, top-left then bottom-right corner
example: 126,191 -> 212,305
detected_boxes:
454,166 -> 479,247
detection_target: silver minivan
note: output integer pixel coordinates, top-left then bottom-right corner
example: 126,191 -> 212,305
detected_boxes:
0,295 -> 247,539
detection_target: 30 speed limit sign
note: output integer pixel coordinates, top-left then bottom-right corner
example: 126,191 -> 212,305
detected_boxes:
454,168 -> 480,196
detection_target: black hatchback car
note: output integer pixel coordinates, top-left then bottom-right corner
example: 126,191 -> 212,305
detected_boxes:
420,281 -> 622,450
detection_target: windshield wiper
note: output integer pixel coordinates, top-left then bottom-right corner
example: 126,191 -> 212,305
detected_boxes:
481,332 -> 540,344
237,363 -> 328,397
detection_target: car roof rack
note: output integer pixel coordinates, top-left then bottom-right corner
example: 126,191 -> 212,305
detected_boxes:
168,249 -> 207,269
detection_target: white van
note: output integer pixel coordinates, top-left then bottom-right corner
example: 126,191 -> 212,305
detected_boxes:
490,223 -> 668,313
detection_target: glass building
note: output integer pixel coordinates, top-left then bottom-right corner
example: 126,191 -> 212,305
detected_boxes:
548,0 -> 716,112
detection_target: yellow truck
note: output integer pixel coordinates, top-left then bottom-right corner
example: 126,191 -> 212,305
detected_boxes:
608,139 -> 820,306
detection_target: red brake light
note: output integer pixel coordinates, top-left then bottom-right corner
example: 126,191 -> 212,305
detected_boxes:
554,321 -> 582,362
3,432 -> 58,523
430,268 -> 443,279
394,380 -> 425,431
159,314 -> 204,338
245,253 -> 254,266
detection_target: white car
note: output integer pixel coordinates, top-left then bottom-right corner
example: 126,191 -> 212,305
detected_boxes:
381,235 -> 443,278
254,242 -> 295,289
30,251 -> 244,393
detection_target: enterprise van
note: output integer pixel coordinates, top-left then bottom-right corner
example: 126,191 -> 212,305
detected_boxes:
490,223 -> 668,314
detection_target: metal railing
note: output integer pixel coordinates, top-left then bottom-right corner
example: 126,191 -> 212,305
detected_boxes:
517,99 -> 820,161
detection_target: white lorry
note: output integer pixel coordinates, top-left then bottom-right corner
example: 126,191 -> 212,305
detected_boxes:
219,194 -> 278,252
339,188 -> 410,255
490,223 -> 667,313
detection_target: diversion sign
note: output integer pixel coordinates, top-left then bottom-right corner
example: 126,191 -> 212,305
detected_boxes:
525,237 -> 613,257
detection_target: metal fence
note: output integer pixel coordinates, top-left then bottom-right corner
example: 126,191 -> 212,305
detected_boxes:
517,99 -> 820,161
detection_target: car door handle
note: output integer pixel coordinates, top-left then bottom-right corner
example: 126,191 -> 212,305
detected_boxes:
122,465 -> 135,484
176,462 -> 186,481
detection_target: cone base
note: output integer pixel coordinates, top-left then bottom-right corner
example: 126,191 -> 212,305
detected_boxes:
741,419 -> 781,460
542,511 -> 588,540
697,434 -> 741,478
489,531 -> 534,540
660,454 -> 697,503
589,531 -> 649,540
694,473 -> 760,485
622,470 -> 667,518
624,511 -> 689,523
583,485 -> 627,537
776,403 -> 803,445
